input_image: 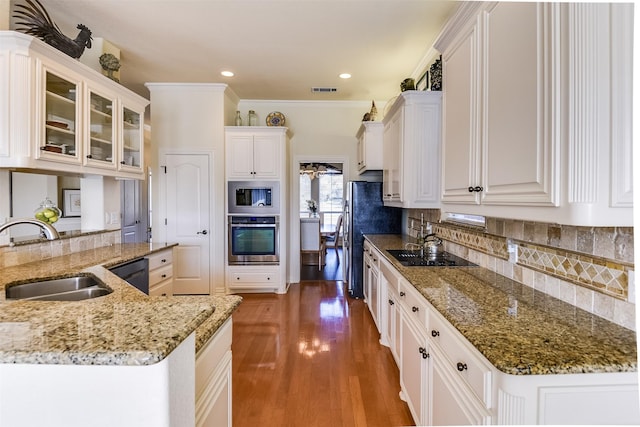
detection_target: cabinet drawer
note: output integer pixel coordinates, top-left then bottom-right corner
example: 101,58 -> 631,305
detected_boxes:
228,270 -> 280,284
149,279 -> 173,297
397,281 -> 427,327
147,249 -> 173,270
429,310 -> 493,407
149,264 -> 173,287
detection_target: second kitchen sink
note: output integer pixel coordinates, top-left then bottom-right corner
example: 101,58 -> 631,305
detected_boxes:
5,274 -> 113,301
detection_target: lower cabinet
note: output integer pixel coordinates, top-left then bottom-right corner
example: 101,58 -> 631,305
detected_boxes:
226,265 -> 281,293
195,318 -> 233,427
363,239 -> 639,425
400,306 -> 430,425
432,345 -> 492,426
148,248 -> 174,296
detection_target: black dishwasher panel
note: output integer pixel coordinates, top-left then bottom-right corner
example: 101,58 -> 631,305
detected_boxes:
109,257 -> 149,295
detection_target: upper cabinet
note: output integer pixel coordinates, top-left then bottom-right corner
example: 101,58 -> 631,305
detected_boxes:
434,2 -> 633,226
356,121 -> 383,173
382,91 -> 442,209
0,32 -> 148,179
225,127 -> 286,180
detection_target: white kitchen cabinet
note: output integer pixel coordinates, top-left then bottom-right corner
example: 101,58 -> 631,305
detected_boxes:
226,265 -> 281,293
225,127 -> 285,180
365,239 -> 639,426
0,31 -> 148,179
356,121 -> 383,173
363,241 -> 381,330
435,2 -> 633,226
399,290 -> 431,425
432,345 -> 492,426
381,259 -> 402,362
195,318 -> 233,427
148,248 -> 174,296
382,91 -> 442,209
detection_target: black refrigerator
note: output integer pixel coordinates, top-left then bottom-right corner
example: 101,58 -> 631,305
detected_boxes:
343,181 -> 402,298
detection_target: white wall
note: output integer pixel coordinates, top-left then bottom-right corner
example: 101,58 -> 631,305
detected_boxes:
146,83 -> 228,294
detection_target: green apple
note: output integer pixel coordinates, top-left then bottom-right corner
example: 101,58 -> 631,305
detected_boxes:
43,209 -> 56,218
48,216 -> 58,223
35,212 -> 46,221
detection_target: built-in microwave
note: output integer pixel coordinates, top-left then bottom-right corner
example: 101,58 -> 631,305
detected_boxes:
228,181 -> 280,214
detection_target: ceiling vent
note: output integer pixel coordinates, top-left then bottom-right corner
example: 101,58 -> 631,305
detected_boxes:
311,87 -> 337,93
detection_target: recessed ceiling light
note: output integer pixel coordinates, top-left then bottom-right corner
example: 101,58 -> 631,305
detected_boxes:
339,73 -> 351,79
221,71 -> 234,77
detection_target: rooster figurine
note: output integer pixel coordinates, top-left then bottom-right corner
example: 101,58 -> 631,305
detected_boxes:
13,0 -> 92,59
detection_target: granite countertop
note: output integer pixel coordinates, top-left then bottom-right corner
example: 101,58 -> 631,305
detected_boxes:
0,243 -> 242,366
365,234 -> 638,376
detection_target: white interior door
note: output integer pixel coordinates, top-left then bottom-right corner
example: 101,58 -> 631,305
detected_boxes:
165,153 -> 211,294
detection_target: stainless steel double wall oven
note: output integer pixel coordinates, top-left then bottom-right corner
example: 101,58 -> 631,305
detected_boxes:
227,181 -> 280,265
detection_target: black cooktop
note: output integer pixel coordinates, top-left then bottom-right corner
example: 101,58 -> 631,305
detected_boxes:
386,249 -> 477,267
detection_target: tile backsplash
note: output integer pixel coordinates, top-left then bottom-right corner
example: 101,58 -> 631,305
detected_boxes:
405,209 -> 636,331
0,230 -> 121,268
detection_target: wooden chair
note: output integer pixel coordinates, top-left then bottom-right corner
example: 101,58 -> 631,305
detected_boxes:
300,218 -> 325,270
323,214 -> 343,261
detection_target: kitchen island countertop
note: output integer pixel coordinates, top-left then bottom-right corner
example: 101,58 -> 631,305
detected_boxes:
0,242 -> 241,366
365,234 -> 637,375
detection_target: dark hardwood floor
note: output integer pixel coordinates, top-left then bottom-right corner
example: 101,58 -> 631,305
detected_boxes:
231,253 -> 414,426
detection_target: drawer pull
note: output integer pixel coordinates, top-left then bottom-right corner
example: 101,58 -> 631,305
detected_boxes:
267,277 -> 271,280
389,299 -> 394,305
457,362 -> 468,372
161,274 -> 167,278
161,293 -> 167,296
400,291 -> 405,297
431,330 -> 440,337
161,259 -> 167,263
236,277 -> 240,280
412,306 -> 419,313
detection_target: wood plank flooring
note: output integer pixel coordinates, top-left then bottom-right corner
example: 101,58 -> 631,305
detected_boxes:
231,279 -> 415,427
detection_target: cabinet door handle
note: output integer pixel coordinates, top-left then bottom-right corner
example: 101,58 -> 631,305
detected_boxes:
431,330 -> 440,337
468,186 -> 484,192
161,274 -> 167,278
400,291 -> 405,297
389,299 -> 394,305
412,306 -> 419,313
161,259 -> 167,263
197,230 -> 208,235
457,362 -> 468,372
161,293 -> 167,296
120,160 -> 126,165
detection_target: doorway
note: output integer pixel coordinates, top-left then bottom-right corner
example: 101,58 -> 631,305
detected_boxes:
298,161 -> 344,281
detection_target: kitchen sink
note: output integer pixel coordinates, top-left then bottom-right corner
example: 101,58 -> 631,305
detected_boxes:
5,275 -> 113,301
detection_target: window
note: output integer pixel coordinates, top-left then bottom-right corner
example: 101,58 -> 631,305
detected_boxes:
299,174 -> 311,216
318,173 -> 343,229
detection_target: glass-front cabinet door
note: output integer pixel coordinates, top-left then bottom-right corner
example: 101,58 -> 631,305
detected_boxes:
120,106 -> 143,171
86,89 -> 116,169
40,68 -> 80,163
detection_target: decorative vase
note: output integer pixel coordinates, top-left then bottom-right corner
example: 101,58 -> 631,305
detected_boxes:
235,111 -> 242,126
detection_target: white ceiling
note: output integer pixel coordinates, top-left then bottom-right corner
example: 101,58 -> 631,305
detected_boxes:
10,0 -> 459,102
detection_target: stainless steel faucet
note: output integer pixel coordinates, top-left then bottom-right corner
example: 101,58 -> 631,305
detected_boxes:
0,218 -> 60,240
